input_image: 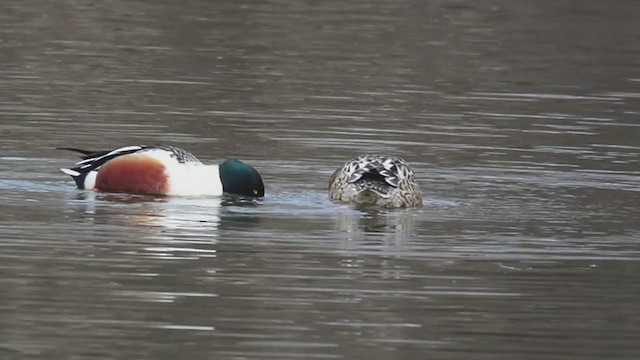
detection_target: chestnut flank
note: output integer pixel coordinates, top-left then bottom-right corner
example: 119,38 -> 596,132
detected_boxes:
95,155 -> 169,195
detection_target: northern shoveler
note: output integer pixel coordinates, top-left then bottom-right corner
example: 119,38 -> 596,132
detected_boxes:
328,154 -> 423,208
60,145 -> 264,197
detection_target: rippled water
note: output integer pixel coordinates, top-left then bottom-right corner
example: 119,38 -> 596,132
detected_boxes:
1,0 -> 639,359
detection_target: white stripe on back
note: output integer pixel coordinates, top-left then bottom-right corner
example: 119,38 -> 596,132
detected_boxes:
76,145 -> 143,166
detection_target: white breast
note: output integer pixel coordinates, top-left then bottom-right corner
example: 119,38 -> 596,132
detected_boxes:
166,163 -> 223,196
130,148 -> 223,196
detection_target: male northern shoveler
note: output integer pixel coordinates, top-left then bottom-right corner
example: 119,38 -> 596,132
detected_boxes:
328,154 -> 423,208
60,145 -> 264,197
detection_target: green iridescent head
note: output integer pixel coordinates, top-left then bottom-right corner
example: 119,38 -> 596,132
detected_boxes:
219,159 -> 265,197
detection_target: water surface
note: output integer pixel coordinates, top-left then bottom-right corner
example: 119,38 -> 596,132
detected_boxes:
1,0 -> 639,359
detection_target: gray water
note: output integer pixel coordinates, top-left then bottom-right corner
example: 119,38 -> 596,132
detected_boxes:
1,0 -> 639,359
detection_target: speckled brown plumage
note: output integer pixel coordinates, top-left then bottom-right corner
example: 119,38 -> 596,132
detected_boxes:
328,154 -> 423,208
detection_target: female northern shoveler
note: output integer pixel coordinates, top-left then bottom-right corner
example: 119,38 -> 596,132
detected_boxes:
60,145 -> 264,197
328,154 -> 423,208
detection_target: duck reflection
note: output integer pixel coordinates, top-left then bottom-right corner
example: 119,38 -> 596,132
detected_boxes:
333,207 -> 419,247
69,192 -> 262,237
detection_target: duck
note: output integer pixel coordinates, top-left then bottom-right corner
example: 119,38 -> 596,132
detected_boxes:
328,154 -> 422,208
59,145 -> 264,197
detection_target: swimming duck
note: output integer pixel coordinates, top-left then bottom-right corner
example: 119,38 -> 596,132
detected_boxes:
59,145 -> 264,197
328,154 -> 422,208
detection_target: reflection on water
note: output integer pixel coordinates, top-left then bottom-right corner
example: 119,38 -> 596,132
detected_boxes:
73,192 -> 223,231
1,0 -> 640,358
333,208 -> 419,250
